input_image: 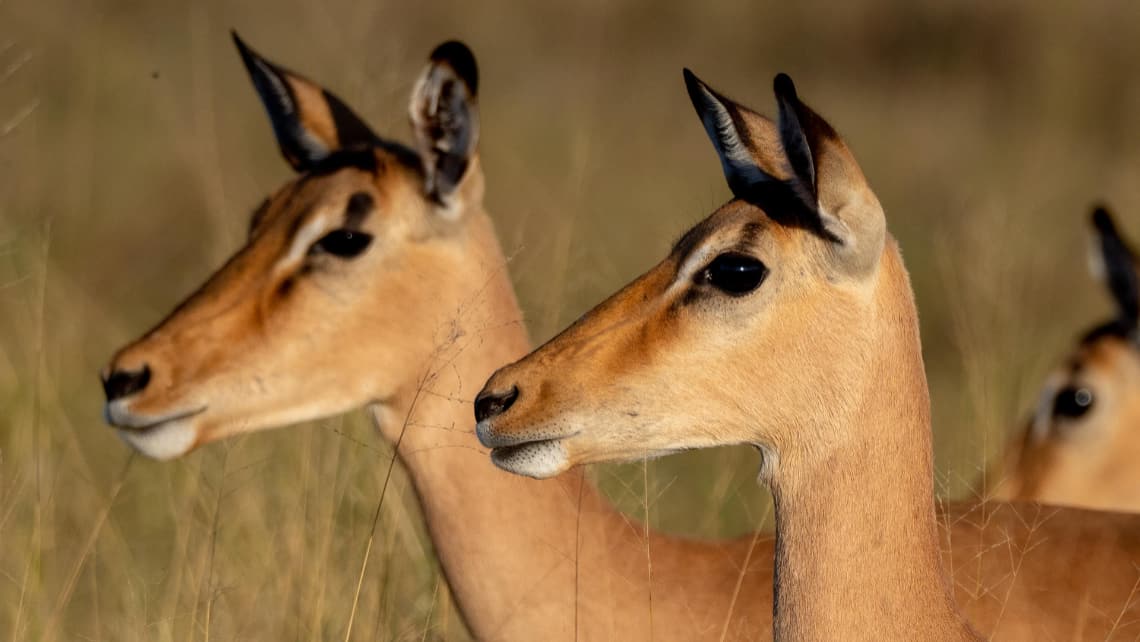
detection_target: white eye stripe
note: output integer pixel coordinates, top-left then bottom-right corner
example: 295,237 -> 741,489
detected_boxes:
276,212 -> 332,273
674,245 -> 716,293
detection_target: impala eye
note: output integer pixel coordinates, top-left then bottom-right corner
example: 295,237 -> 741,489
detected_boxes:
1053,386 -> 1094,419
312,229 -> 373,258
701,253 -> 768,295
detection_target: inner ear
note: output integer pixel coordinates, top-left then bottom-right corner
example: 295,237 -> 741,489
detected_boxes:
232,31 -> 378,171
409,40 -> 480,208
683,70 -> 832,239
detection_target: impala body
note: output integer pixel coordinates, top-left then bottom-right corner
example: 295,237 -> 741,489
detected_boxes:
476,71 -> 1140,640
100,35 -> 777,641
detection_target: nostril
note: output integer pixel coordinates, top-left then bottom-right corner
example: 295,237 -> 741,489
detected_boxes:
474,385 -> 519,423
102,365 -> 152,402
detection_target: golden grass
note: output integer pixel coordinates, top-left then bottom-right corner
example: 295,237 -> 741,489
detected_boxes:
2,0 -> 1140,639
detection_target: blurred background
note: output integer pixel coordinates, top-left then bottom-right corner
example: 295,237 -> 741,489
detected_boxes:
3,0 -> 1140,639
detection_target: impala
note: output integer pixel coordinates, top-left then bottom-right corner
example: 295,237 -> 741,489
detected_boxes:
476,71 -> 1140,639
990,206 -> 1140,512
99,35 -> 778,641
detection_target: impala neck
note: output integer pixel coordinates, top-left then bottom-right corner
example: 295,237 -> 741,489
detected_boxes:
371,211 -> 662,640
769,245 -> 975,641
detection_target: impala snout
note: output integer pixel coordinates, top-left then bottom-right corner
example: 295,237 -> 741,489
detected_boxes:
473,385 -> 518,425
101,341 -> 210,461
474,374 -> 535,448
475,369 -> 576,479
101,364 -> 152,401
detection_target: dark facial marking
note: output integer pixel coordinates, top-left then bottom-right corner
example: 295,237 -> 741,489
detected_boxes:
345,191 -> 374,229
277,276 -> 295,298
737,222 -> 764,251
671,216 -> 726,264
304,148 -> 380,176
733,181 -> 840,243
672,219 -> 767,279
1080,319 -> 1135,346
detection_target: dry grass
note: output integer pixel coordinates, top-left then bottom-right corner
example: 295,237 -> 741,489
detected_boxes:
2,0 -> 1140,639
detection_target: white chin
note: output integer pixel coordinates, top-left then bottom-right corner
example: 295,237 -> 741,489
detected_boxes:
117,419 -> 197,460
490,439 -> 570,479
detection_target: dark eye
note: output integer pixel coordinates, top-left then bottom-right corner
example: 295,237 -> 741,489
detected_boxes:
700,253 -> 768,295
312,229 -> 373,258
1053,386 -> 1094,419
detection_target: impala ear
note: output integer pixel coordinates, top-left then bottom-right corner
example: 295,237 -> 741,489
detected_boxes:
769,74 -> 884,276
684,70 -> 883,277
679,68 -> 788,199
1089,206 -> 1140,331
409,41 -> 480,215
232,31 -> 377,171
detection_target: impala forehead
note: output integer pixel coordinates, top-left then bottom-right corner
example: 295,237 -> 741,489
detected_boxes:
252,156 -> 398,237
1064,333 -> 1126,373
257,172 -> 380,237
670,207 -> 776,283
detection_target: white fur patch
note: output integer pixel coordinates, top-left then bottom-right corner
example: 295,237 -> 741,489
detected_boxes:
489,440 -> 570,479
277,212 -> 331,272
253,58 -> 293,115
698,85 -> 767,186
1030,372 -> 1065,443
675,244 -> 715,291
117,419 -> 197,461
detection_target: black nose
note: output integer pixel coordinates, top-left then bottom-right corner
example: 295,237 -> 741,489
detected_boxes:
102,365 -> 152,402
474,386 -> 519,423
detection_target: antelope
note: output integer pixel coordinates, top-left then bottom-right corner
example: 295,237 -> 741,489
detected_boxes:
990,206 -> 1140,512
99,35 -> 779,641
475,71 -> 1140,640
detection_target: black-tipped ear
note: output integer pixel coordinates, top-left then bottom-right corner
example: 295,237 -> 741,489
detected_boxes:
683,69 -> 826,235
683,69 -> 885,275
1090,206 -> 1140,329
683,69 -> 777,199
410,40 -> 479,209
232,31 -> 377,171
773,74 -> 816,200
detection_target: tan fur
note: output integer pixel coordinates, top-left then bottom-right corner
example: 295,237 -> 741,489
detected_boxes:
286,75 -> 341,150
990,335 -> 1140,512
477,82 -> 1140,639
102,50 -> 788,641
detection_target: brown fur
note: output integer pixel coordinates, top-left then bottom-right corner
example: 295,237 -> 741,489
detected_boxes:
990,335 -> 1140,512
477,77 -> 1140,639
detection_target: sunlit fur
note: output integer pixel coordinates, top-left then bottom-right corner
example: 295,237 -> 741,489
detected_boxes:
479,73 -> 1140,639
991,334 -> 1140,511
990,209 -> 1140,513
102,40 -> 789,641
106,155 -> 484,455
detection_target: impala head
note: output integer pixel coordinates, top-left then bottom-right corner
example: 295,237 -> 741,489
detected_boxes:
995,207 -> 1140,509
101,34 -> 489,459
475,72 -> 908,479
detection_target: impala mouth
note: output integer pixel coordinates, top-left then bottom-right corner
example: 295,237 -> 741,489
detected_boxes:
476,421 -> 578,479
104,400 -> 207,430
489,438 -> 572,479
104,404 -> 208,461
